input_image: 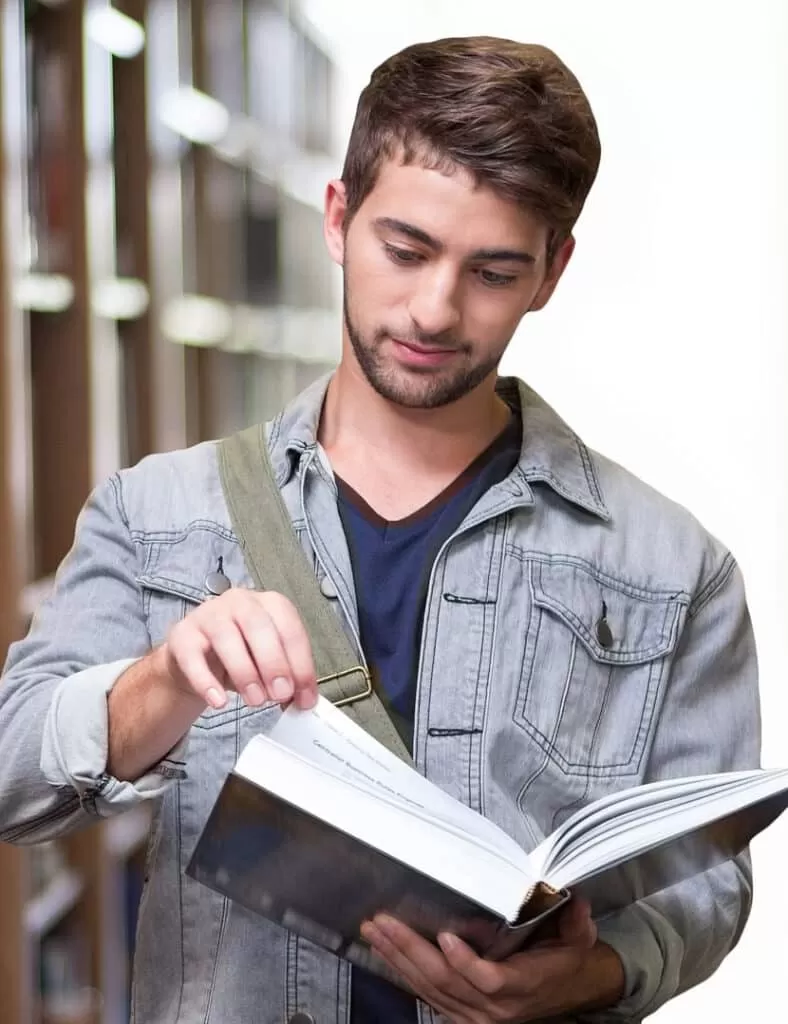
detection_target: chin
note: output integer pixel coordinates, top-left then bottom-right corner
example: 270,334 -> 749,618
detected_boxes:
372,376 -> 463,411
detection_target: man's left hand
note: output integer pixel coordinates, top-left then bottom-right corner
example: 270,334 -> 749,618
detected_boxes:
361,898 -> 625,1023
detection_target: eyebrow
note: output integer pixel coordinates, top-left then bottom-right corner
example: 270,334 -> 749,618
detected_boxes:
373,217 -> 536,264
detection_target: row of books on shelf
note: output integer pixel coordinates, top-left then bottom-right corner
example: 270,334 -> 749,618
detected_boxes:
27,805 -> 151,927
39,930 -> 100,1024
22,805 -> 151,1024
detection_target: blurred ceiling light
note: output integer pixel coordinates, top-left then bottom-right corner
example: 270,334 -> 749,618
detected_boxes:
86,6 -> 145,59
92,277 -> 150,320
212,115 -> 260,165
158,87 -> 230,146
160,295 -> 233,347
12,274 -> 75,313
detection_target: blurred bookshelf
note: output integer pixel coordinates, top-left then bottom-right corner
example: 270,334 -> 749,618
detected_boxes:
0,1 -> 340,1021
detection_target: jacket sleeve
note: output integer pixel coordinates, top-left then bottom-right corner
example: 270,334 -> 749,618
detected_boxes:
0,473 -> 185,845
586,551 -> 760,1020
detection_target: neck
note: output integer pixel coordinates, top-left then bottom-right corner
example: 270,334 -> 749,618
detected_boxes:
319,357 -> 511,478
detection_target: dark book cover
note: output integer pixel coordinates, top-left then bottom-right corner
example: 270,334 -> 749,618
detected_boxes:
186,772 -> 569,978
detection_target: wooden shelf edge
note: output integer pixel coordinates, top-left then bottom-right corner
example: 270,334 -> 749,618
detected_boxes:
25,868 -> 85,938
106,804 -> 152,859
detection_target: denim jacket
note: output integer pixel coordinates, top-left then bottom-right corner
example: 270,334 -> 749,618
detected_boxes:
0,376 -> 760,1024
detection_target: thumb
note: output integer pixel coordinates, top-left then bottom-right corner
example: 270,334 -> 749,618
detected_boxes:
558,897 -> 597,949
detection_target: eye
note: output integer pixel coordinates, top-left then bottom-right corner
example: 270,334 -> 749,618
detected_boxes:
476,268 -> 517,288
384,243 -> 423,266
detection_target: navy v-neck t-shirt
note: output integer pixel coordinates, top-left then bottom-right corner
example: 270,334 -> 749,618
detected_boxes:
336,414 -> 522,1024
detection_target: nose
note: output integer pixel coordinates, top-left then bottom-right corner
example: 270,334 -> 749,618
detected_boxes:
407,264 -> 461,339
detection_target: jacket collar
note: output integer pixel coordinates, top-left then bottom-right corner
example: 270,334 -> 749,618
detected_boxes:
501,377 -> 610,520
266,372 -> 609,521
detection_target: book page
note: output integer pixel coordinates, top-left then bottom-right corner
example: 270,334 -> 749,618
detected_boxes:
533,771 -> 760,876
536,767 -> 788,892
232,729 -> 529,922
266,697 -> 529,873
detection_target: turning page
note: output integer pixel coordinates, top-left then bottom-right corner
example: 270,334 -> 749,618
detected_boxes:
205,712 -> 532,922
248,696 -> 531,872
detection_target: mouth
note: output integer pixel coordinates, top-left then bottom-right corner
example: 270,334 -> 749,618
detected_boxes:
389,337 -> 460,367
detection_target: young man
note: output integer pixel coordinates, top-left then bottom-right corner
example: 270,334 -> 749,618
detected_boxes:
0,36 -> 760,1024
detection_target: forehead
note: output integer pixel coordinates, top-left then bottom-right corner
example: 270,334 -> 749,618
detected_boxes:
358,157 -> 548,253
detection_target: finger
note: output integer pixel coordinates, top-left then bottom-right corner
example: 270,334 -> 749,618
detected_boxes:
367,951 -> 477,1024
437,932 -> 509,998
361,921 -> 432,991
558,897 -> 597,949
168,629 -> 227,709
203,648 -> 230,690
203,615 -> 268,706
232,601 -> 295,704
255,592 -> 318,708
361,923 -> 478,1021
367,916 -> 489,1009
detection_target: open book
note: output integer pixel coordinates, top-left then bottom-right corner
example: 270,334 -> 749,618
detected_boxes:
187,696 -> 788,975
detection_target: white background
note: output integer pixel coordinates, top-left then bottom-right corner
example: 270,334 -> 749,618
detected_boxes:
302,1 -> 788,1018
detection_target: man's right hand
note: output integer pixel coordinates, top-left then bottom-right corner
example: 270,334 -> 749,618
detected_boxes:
108,590 -> 318,781
157,589 -> 319,712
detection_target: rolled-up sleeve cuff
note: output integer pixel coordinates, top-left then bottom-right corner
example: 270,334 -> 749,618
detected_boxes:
41,659 -> 188,815
585,905 -> 683,1022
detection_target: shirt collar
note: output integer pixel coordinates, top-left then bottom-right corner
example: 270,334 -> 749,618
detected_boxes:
267,372 -> 609,521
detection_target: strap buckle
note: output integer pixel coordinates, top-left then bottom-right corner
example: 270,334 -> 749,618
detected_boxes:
316,665 -> 372,707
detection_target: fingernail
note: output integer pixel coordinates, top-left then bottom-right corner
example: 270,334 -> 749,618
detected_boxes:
206,687 -> 226,709
296,688 -> 317,709
437,933 -> 457,953
270,676 -> 293,702
374,914 -> 395,936
245,683 -> 265,705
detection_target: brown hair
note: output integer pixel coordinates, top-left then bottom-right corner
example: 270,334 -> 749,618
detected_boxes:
341,37 -> 601,254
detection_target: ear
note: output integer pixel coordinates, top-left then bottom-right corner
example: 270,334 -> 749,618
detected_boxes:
529,235 -> 575,312
323,179 -> 348,266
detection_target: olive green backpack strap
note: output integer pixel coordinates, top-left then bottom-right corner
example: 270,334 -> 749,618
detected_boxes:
217,424 -> 412,764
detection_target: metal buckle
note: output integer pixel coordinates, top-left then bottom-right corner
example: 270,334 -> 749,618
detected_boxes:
316,665 -> 372,707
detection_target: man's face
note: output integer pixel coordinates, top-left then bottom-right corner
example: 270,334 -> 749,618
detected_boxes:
324,158 -> 572,410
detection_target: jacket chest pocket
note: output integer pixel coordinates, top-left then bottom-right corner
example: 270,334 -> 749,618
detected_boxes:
136,533 -> 274,731
137,571 -> 204,645
514,557 -> 687,776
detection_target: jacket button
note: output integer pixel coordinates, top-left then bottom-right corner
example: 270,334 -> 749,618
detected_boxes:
596,617 -> 614,649
320,576 -> 338,599
205,556 -> 231,595
288,1015 -> 316,1024
205,571 -> 231,595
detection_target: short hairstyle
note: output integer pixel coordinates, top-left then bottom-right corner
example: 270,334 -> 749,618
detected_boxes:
341,36 -> 601,254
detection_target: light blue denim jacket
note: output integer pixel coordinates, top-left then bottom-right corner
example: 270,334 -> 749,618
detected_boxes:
0,376 -> 760,1023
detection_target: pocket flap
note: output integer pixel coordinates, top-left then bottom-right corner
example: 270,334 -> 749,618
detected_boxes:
529,559 -> 685,664
136,571 -> 206,605
136,527 -> 248,606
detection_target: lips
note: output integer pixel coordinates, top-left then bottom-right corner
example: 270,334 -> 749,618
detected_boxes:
391,338 -> 457,356
389,337 -> 460,369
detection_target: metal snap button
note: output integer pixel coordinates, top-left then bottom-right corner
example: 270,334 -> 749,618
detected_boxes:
320,576 -> 338,599
288,1014 -> 316,1024
596,600 -> 613,649
596,618 -> 613,648
205,556 -> 231,596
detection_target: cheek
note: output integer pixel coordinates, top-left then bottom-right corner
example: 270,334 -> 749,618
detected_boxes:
349,257 -> 413,318
462,292 -> 529,345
